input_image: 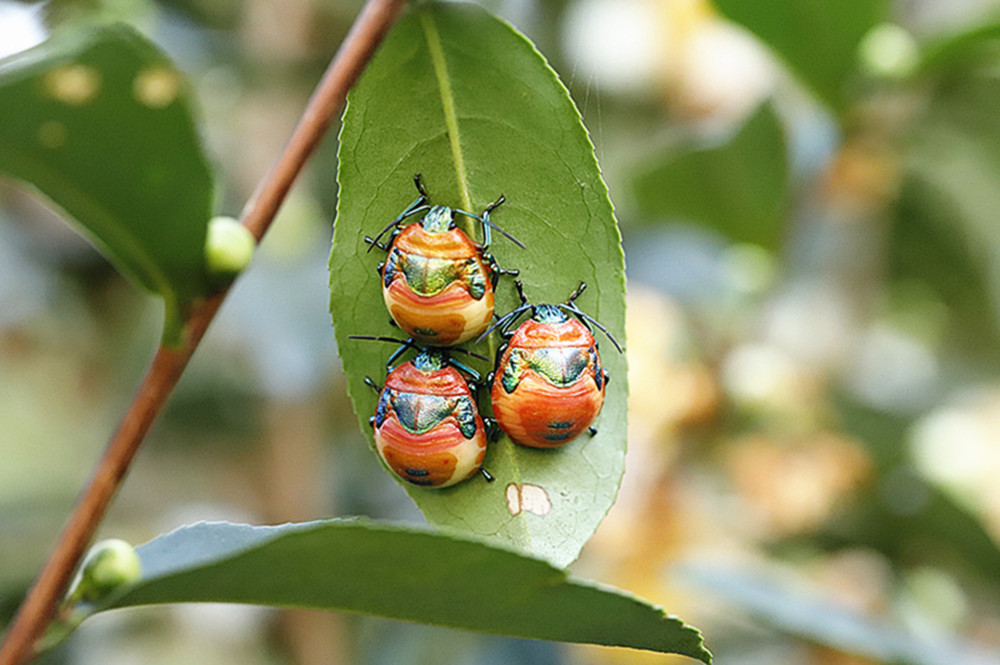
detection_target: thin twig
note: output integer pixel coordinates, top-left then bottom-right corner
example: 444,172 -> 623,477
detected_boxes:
0,2 -> 407,663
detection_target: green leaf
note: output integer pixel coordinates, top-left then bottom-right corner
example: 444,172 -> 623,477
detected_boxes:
98,520 -> 710,663
630,103 -> 788,250
713,0 -> 887,111
0,24 -> 214,341
818,401 -> 1000,589
681,564 -> 992,665
918,17 -> 1000,74
890,69 -> 1000,363
329,3 -> 626,567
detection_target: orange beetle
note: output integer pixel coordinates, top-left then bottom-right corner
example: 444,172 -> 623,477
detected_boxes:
482,282 -> 623,449
366,174 -> 522,346
354,337 -> 494,488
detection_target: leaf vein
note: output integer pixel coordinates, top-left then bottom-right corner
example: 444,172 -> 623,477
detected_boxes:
420,11 -> 472,211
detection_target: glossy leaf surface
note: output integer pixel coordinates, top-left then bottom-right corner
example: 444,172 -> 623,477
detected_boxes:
100,520 -> 710,663
0,24 -> 214,339
329,3 -> 626,567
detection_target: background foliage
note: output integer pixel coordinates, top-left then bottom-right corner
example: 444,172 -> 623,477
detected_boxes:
4,0 -> 1000,664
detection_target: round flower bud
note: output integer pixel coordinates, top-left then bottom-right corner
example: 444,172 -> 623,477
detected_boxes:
73,539 -> 142,603
205,216 -> 255,279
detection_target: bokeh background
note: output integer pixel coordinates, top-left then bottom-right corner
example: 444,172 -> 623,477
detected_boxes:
4,0 -> 1000,663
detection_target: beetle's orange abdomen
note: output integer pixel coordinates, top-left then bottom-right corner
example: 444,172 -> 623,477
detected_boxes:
491,363 -> 604,448
373,359 -> 486,488
384,277 -> 494,345
491,319 -> 606,449
381,224 -> 495,345
374,415 -> 486,487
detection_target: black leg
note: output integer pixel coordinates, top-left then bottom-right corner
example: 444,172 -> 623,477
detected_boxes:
513,279 -> 528,306
413,173 -> 429,198
484,416 -> 501,442
364,235 -> 388,252
384,338 -> 415,371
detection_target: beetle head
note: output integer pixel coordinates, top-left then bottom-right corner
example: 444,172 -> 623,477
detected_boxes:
420,205 -> 455,234
531,304 -> 569,324
412,347 -> 448,372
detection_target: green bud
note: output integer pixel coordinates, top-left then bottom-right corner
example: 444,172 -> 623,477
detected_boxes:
72,539 -> 142,603
205,216 -> 255,279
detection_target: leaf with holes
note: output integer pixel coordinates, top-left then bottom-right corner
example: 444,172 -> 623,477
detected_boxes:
93,520 -> 710,663
329,2 -> 626,567
0,24 -> 214,341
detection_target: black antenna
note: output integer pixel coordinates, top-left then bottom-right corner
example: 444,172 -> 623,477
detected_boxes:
366,174 -> 431,253
483,210 -> 526,249
558,300 -> 624,354
349,335 -> 419,369
348,335 -> 490,363
558,282 -> 624,353
475,279 -> 532,343
455,194 -> 526,250
348,334 -> 412,345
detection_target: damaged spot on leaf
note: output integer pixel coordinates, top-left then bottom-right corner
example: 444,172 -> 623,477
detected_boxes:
505,483 -> 552,516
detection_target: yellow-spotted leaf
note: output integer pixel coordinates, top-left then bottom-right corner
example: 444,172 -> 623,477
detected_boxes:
0,24 -> 214,341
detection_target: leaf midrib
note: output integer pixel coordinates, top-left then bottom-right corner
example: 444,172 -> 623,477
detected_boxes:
419,7 -> 529,546
420,11 -> 471,212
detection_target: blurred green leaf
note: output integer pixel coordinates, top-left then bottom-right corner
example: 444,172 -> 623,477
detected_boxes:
0,24 -> 214,341
97,520 -> 711,663
714,0 -> 886,111
681,564 -> 999,665
892,69 -> 1000,364
329,3 -> 626,567
630,103 -> 788,249
918,16 -> 1000,74
824,477 -> 1000,589
818,401 -> 1000,588
150,0 -> 242,29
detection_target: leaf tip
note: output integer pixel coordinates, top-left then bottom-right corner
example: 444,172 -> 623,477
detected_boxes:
659,610 -> 713,663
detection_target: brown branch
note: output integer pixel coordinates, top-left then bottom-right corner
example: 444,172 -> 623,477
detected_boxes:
0,1 -> 408,663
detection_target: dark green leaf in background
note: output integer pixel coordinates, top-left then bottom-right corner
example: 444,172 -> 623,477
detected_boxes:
99,520 -> 711,663
329,3 -> 627,568
714,0 -> 887,111
630,104 -> 788,250
822,400 -> 1000,589
0,24 -> 214,341
892,69 -> 1000,365
918,17 -> 1000,74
